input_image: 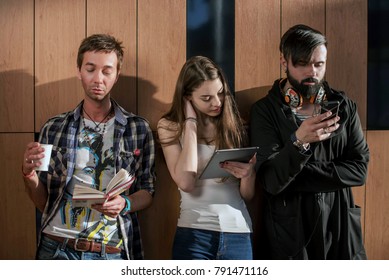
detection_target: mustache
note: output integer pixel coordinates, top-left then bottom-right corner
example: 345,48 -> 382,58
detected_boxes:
302,78 -> 319,84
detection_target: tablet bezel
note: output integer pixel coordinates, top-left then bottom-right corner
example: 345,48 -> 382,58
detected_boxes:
199,146 -> 260,179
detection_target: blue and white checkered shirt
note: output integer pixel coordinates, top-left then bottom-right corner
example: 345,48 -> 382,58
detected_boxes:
37,99 -> 155,259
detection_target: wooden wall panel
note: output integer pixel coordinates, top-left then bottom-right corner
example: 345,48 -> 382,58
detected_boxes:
137,0 -> 186,130
0,134 -> 36,259
326,0 -> 368,238
87,0 -> 137,114
0,0 -> 34,132
35,0 -> 85,131
282,0 -> 325,34
140,146 -> 180,259
326,0 -> 368,129
235,0 -> 280,259
235,0 -> 280,123
365,131 -> 389,259
1,0 -> 386,261
137,0 -> 186,260
235,0 -> 370,259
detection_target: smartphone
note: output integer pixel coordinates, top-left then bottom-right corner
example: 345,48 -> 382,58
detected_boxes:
321,100 -> 340,121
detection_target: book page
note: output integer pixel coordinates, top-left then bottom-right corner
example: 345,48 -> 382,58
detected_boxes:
106,169 -> 130,193
106,175 -> 135,199
71,169 -> 135,207
73,184 -> 105,198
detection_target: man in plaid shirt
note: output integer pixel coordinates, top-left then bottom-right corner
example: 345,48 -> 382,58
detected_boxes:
22,34 -> 155,260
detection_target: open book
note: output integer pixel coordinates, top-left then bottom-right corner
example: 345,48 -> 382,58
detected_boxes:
72,168 -> 135,208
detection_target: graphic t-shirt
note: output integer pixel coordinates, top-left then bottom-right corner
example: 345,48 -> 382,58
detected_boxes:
43,117 -> 123,248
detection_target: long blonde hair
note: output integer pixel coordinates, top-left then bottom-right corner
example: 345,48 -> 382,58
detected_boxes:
159,56 -> 247,149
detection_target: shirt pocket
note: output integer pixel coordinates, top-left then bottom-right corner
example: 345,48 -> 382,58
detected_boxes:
119,151 -> 137,171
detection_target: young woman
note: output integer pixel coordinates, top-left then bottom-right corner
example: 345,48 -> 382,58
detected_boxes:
157,56 -> 256,260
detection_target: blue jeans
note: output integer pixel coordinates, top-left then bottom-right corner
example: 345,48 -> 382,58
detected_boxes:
36,234 -> 126,260
172,227 -> 253,260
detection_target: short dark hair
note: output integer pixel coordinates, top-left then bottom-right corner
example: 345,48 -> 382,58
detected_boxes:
77,34 -> 124,71
280,24 -> 327,66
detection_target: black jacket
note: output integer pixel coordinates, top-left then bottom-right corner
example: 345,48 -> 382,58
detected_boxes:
250,79 -> 369,259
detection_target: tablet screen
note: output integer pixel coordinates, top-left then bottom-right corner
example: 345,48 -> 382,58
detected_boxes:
199,146 -> 260,179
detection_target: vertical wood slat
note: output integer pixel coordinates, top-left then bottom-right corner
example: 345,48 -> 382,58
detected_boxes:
235,0 -> 281,124
1,0 -> 387,261
87,0 -> 137,114
137,0 -> 186,130
35,0 -> 85,132
280,0 -> 326,88
326,0 -> 368,129
0,0 -> 34,132
136,0 -> 186,259
282,0 -> 325,34
0,134 -> 37,259
140,145 -> 181,259
365,130 -> 389,259
326,0 -> 368,240
235,0 -> 281,259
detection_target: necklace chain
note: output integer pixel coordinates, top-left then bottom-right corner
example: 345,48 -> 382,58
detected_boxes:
83,107 -> 112,132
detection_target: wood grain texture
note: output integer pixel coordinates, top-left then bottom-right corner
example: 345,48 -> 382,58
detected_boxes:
235,0 -> 281,124
0,0 -> 34,132
282,0 -> 325,34
0,134 -> 37,259
326,0 -> 368,129
1,0 -> 386,261
365,130 -> 389,259
35,0 -> 85,131
137,0 -> 186,259
139,144 -> 180,259
87,0 -> 137,114
137,0 -> 186,130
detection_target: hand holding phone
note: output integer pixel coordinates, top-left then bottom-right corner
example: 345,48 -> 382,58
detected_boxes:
321,101 -> 340,121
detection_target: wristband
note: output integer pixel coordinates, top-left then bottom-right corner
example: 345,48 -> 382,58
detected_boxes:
185,117 -> 197,123
22,165 -> 36,179
120,195 -> 131,215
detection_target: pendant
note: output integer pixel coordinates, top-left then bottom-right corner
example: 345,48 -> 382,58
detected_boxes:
94,126 -> 101,132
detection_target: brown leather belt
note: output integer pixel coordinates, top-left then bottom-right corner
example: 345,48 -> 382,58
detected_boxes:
43,233 -> 122,254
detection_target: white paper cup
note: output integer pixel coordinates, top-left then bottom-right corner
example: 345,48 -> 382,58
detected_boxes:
35,144 -> 53,171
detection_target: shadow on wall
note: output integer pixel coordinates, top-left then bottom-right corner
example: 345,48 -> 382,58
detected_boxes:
235,85 -> 272,125
111,75 -> 158,115
0,69 -> 181,260
235,85 -> 273,260
0,69 -> 160,132
1,69 -> 274,259
0,70 -> 37,132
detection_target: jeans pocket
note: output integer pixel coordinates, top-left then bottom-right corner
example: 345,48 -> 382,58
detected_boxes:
37,236 -> 62,260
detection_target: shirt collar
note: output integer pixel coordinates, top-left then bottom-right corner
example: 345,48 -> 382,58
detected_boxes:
71,99 -> 128,126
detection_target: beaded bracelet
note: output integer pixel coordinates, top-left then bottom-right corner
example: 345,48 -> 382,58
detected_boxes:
21,165 -> 36,179
120,195 -> 131,215
185,117 -> 197,123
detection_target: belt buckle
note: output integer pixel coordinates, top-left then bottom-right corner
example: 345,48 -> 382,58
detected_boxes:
73,238 -> 90,252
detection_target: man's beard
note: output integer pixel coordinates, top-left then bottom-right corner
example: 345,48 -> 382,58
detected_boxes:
286,70 -> 322,99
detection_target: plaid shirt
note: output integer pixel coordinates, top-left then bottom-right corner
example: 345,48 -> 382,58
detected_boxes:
37,99 -> 155,259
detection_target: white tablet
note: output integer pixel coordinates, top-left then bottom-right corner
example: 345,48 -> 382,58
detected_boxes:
199,146 -> 260,179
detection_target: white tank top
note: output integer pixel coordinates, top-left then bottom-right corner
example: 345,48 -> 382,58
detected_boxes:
177,144 -> 252,233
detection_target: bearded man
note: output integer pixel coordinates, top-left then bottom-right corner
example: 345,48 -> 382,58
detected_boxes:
250,24 -> 369,260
